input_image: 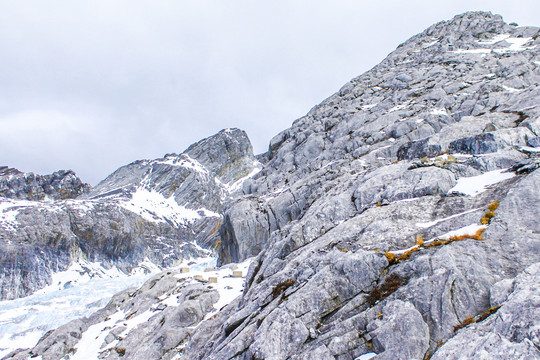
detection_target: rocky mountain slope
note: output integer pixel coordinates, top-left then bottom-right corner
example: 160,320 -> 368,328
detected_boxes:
3,11 -> 540,360
0,128 -> 260,300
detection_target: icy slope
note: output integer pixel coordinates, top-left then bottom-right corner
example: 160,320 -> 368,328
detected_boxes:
0,261 -> 156,359
2,257 -> 252,360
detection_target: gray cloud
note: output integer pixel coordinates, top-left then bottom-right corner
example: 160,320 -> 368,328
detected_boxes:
1,0 -> 538,184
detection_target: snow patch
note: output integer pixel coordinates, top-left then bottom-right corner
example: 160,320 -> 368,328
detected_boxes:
452,153 -> 474,159
502,85 -> 521,93
223,161 -> 263,194
478,34 -> 510,45
71,310 -> 126,360
430,108 -> 448,115
388,103 -> 409,113
0,207 -> 20,232
155,154 -> 209,175
394,198 -> 419,204
422,39 -> 439,48
0,329 -> 43,358
119,188 -> 219,226
170,257 -> 253,318
389,224 -> 487,257
495,37 -> 533,52
120,310 -> 155,336
261,187 -> 290,202
361,103 -> 378,110
355,353 -> 377,360
416,208 -> 482,228
321,160 -> 338,170
96,309 -> 156,355
448,169 -> 515,196
209,258 -> 253,313
430,224 -> 487,242
520,146 -> 540,153
452,37 -> 534,55
452,48 -> 491,54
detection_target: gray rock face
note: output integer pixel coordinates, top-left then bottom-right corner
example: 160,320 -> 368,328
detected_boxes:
4,11 -> 540,360
368,300 -> 430,360
431,263 -> 540,360
0,167 -> 90,200
218,9 -> 540,265
352,163 -> 456,211
0,128 -> 260,300
219,198 -> 272,265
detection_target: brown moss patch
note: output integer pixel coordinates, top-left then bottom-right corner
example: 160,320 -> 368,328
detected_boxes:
487,201 -> 499,212
366,273 -> 408,306
272,279 -> 295,299
453,305 -> 502,332
481,201 -> 499,224
385,246 -> 421,265
113,348 -> 126,356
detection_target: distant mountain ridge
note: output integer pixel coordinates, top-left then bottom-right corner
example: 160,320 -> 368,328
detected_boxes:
0,128 -> 260,300
0,166 -> 90,201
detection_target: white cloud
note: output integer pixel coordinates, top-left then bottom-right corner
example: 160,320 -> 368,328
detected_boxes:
0,1 -> 538,184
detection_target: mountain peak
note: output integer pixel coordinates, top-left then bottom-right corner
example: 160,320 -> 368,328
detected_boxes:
424,11 -> 509,39
0,166 -> 22,177
185,128 -> 258,184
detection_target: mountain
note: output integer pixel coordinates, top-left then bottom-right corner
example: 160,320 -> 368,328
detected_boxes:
0,128 -> 260,300
3,11 -> 540,360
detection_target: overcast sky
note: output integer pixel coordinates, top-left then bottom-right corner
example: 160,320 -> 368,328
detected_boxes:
1,1 -> 539,185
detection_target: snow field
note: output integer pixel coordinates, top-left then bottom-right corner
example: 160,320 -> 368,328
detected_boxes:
118,187 -> 220,226
448,169 -> 515,196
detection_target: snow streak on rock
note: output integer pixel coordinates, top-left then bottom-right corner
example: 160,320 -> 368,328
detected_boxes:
118,188 -> 219,226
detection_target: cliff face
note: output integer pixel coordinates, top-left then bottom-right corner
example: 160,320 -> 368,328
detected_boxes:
0,128 -> 260,300
3,11 -> 540,360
